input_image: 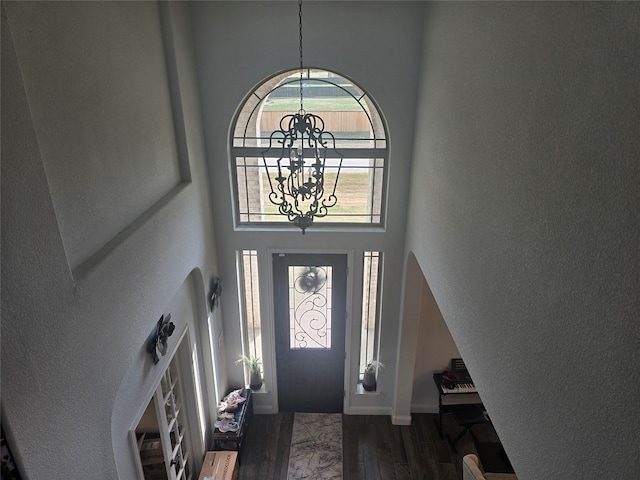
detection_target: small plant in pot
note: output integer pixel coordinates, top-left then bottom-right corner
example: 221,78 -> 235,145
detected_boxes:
362,359 -> 385,392
236,355 -> 262,390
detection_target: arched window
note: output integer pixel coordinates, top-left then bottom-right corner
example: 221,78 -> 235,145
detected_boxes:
230,68 -> 388,230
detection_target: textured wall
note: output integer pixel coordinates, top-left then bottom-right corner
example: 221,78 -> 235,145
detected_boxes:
191,1 -> 425,414
405,2 -> 639,479
1,2 -> 218,478
411,257 -> 461,412
7,1 -> 183,270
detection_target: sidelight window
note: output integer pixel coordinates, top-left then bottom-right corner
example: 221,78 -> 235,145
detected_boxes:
238,250 -> 263,385
359,251 -> 383,380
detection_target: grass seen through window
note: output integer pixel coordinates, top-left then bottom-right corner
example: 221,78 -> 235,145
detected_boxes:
263,97 -> 363,112
262,172 -> 373,221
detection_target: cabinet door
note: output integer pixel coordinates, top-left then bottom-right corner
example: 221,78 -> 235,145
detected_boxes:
156,354 -> 193,480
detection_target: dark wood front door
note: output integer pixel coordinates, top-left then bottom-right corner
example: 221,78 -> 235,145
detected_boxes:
273,253 -> 347,413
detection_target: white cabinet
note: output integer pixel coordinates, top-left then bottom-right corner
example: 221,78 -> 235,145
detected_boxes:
135,339 -> 195,480
156,356 -> 192,480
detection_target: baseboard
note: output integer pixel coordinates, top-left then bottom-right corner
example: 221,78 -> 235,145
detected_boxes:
344,405 -> 391,416
253,404 -> 278,415
251,404 -> 439,416
410,403 -> 440,414
391,414 -> 412,425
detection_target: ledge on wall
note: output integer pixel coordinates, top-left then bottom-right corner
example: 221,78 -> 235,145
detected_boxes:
356,383 -> 381,395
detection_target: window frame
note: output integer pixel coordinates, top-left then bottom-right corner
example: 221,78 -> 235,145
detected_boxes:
237,250 -> 264,388
230,68 -> 389,232
359,251 -> 383,383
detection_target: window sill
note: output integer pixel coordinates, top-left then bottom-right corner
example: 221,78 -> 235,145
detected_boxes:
246,385 -> 268,394
356,383 -> 381,395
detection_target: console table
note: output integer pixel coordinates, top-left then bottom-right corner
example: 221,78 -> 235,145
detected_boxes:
213,388 -> 253,463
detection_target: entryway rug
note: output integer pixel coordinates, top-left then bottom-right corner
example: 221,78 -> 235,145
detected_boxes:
287,413 -> 343,480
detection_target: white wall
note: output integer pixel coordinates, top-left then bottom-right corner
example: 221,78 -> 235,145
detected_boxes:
6,2 -> 183,271
1,2 -> 219,478
111,271 -> 208,479
404,2 -> 640,479
410,255 -> 461,413
191,1 -> 425,414
6,2 -> 636,477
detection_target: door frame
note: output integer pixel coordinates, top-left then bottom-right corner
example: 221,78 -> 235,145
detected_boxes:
264,248 -> 354,414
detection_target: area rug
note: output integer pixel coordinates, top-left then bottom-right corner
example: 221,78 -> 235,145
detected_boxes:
287,413 -> 343,480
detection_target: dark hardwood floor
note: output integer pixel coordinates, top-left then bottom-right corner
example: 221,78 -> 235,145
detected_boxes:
238,412 -> 501,480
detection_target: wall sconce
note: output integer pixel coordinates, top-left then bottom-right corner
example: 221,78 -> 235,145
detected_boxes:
209,276 -> 222,310
146,313 -> 175,364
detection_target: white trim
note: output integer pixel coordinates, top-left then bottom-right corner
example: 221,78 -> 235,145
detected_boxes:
344,405 -> 392,416
343,251 -> 355,413
177,328 -> 205,475
128,430 -> 146,479
253,404 -> 279,415
410,403 -> 440,414
229,68 -> 389,231
264,248 -> 354,414
261,248 -> 278,411
236,250 -> 250,388
130,324 -> 188,428
391,414 -> 412,426
355,383 -> 381,395
202,310 -> 219,440
127,324 -> 191,480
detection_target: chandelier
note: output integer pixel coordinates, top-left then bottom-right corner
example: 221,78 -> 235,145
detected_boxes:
261,0 -> 343,234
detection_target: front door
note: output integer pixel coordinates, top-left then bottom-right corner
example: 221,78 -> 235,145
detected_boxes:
273,253 -> 347,413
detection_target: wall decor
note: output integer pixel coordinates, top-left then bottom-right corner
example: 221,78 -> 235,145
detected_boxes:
1,427 -> 22,479
146,313 -> 175,364
209,276 -> 222,310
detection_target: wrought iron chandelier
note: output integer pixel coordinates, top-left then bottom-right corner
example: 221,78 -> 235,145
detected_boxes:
261,0 -> 343,234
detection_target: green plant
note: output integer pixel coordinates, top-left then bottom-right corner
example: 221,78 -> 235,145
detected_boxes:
236,355 -> 261,374
364,359 -> 385,373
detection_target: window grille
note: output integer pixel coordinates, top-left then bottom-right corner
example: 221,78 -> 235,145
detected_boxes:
231,69 -> 388,230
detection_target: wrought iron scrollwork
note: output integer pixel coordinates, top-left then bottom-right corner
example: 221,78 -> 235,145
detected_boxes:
262,111 -> 343,234
291,266 -> 331,349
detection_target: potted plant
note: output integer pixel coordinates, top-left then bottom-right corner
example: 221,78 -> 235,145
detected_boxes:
362,359 -> 385,391
236,355 -> 262,390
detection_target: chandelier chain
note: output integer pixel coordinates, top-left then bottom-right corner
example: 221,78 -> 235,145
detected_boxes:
299,0 -> 304,112
259,0 -> 343,233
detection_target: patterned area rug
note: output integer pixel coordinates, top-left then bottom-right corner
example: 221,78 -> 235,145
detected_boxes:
287,413 -> 343,480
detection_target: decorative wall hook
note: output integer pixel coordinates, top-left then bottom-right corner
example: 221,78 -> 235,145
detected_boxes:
209,276 -> 222,310
146,313 -> 175,364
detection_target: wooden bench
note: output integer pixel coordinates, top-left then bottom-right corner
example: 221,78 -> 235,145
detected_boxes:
213,388 -> 253,463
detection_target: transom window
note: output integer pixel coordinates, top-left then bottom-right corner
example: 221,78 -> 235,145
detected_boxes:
231,68 -> 388,229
